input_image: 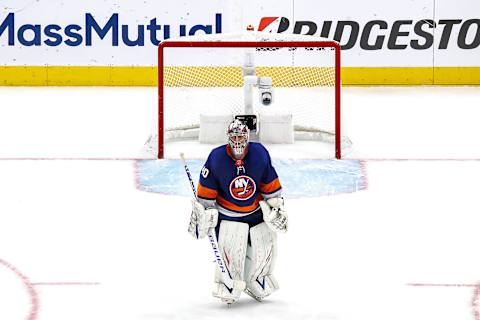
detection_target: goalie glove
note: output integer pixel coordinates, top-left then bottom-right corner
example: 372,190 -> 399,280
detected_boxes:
259,197 -> 288,233
188,199 -> 218,239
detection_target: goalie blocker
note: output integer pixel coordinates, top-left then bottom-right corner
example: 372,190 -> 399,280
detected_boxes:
186,119 -> 288,305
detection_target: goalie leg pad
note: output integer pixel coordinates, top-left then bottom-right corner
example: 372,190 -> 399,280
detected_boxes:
244,222 -> 279,300
212,220 -> 249,303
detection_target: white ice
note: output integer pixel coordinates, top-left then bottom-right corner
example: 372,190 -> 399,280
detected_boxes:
0,86 -> 479,320
1,86 -> 480,159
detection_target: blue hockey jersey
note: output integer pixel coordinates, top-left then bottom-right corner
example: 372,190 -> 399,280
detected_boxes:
197,142 -> 282,217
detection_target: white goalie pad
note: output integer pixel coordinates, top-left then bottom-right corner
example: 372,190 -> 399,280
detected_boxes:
199,114 -> 233,143
213,220 -> 249,302
245,222 -> 279,300
217,221 -> 249,281
258,113 -> 294,144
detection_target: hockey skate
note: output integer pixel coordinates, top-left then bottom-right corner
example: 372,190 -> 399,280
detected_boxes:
244,287 -> 263,302
212,281 -> 245,306
244,274 -> 279,302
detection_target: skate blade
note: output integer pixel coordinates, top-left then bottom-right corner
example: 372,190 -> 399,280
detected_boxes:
221,298 -> 235,306
244,288 -> 263,302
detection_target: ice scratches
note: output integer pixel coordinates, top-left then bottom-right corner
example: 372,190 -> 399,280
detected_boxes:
135,159 -> 367,198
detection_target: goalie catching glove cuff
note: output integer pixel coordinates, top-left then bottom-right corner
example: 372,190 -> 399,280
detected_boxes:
259,197 -> 288,233
188,200 -> 218,239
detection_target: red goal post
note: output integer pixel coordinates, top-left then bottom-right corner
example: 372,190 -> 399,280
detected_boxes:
157,35 -> 342,159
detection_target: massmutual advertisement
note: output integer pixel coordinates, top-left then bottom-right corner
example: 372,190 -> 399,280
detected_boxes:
0,0 -> 479,85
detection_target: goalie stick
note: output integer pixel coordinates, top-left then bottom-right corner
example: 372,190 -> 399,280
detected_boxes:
180,153 -> 235,291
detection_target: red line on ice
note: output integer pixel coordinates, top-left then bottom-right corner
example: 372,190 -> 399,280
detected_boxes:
407,283 -> 477,287
32,282 -> 100,286
407,282 -> 480,320
0,259 -> 39,320
472,283 -> 480,320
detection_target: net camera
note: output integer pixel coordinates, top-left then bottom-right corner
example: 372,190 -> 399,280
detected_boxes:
258,77 -> 273,106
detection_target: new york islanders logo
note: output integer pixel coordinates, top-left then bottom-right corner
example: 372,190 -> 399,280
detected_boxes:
229,176 -> 256,201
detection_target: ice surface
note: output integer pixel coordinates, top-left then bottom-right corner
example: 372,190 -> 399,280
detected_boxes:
0,86 -> 479,159
0,86 -> 480,320
136,159 -> 366,197
0,160 -> 480,320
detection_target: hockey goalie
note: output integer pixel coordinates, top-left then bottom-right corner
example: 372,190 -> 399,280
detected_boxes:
188,119 -> 288,305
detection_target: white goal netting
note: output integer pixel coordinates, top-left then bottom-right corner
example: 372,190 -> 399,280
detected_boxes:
149,32 -> 347,159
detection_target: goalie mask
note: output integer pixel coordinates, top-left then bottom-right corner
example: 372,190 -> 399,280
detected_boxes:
227,119 -> 249,159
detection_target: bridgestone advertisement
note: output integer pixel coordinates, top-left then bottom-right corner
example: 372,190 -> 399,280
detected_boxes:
0,0 -> 478,84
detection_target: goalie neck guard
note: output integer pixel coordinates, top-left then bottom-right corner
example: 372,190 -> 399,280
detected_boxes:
227,119 -> 249,159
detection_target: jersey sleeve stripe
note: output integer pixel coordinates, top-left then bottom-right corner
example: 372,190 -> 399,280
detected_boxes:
262,189 -> 282,199
197,184 -> 217,200
260,178 -> 282,194
198,198 -> 216,208
216,195 -> 261,213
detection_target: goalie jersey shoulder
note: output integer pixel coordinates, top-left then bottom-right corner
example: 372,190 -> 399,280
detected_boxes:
197,142 -> 282,215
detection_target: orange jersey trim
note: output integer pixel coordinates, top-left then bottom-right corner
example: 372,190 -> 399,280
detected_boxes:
260,178 -> 282,194
216,194 -> 261,213
197,184 -> 217,200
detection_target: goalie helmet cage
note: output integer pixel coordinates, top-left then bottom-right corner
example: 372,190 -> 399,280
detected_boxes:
157,35 -> 342,159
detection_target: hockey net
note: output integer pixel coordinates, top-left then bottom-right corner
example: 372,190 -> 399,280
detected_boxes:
150,32 -> 348,159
